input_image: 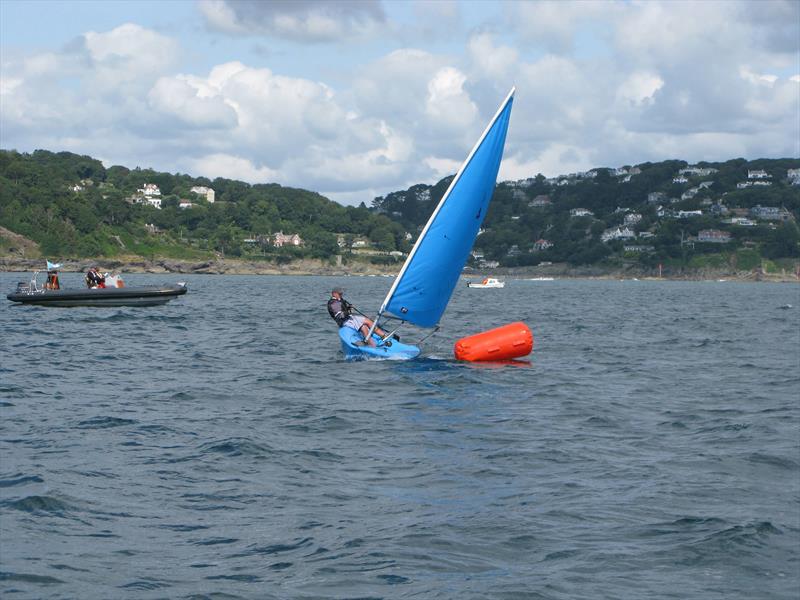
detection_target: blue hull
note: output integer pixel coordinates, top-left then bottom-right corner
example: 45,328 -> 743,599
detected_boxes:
338,327 -> 421,361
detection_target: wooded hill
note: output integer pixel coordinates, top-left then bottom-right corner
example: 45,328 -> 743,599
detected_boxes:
0,149 -> 408,264
1,149 -> 799,273
375,157 -> 800,272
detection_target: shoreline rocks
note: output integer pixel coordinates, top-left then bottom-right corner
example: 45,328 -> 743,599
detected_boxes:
1,255 -> 797,282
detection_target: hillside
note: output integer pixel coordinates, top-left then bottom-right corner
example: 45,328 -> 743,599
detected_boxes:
374,158 -> 800,275
1,150 -> 799,277
0,149 -> 408,269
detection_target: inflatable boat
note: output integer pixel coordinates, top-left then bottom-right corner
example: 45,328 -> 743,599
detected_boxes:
7,277 -> 187,307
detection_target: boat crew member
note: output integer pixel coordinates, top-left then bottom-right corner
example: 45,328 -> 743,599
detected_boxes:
44,270 -> 60,290
327,287 -> 398,347
85,267 -> 105,289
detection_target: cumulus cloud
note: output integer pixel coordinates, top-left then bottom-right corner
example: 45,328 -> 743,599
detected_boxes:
468,33 -> 518,79
346,48 -> 496,168
424,155 -> 462,180
83,23 -> 180,89
500,143 -> 596,182
507,0 -> 614,52
139,59 -> 430,193
616,72 -> 664,106
742,0 -> 800,55
0,3 -> 797,206
185,153 -> 279,182
198,0 -> 385,42
0,22 -> 180,148
148,76 -> 238,129
490,0 -> 800,173
425,67 -> 478,129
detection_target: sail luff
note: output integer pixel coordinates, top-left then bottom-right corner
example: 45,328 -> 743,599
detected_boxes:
375,87 -> 515,327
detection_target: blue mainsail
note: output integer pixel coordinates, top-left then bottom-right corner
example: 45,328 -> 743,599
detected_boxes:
379,88 -> 514,328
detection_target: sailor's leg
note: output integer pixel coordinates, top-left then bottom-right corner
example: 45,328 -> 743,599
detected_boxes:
359,324 -> 376,347
361,316 -> 386,338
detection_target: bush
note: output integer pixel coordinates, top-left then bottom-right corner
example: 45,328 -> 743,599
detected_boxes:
734,248 -> 761,271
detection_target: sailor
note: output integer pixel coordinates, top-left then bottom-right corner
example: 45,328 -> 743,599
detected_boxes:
327,287 -> 398,347
85,267 -> 105,289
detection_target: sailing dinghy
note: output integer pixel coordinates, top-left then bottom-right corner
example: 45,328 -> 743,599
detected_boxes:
339,88 -> 515,360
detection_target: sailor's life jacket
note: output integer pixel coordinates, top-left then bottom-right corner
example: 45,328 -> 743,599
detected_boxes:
327,297 -> 351,327
85,270 -> 104,288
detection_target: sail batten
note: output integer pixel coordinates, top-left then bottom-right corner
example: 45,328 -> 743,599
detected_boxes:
377,88 -> 515,328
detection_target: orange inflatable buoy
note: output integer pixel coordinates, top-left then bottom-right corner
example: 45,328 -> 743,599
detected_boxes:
454,322 -> 534,362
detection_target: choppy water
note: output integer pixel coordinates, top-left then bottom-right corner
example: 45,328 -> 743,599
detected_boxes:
1,272 -> 798,599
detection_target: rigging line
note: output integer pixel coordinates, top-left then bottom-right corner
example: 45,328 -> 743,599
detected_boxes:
374,313 -> 405,322
416,326 -> 440,346
349,303 -> 404,326
346,303 -> 406,347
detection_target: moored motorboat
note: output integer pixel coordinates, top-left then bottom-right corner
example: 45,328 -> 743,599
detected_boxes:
7,270 -> 187,307
467,277 -> 505,288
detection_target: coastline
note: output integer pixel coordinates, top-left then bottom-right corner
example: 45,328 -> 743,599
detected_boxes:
1,256 -> 798,283
0,256 -> 389,277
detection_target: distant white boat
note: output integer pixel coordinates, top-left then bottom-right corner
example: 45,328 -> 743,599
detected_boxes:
527,277 -> 554,281
468,277 -> 505,288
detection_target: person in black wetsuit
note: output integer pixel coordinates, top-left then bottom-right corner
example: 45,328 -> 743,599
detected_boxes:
85,267 -> 105,288
45,270 -> 60,290
327,287 -> 398,347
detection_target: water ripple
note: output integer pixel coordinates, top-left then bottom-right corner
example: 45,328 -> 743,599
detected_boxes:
1,274 -> 798,599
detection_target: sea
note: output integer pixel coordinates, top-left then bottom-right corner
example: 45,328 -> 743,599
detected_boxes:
1,272 -> 798,600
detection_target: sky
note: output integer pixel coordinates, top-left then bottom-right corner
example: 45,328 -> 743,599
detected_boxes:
1,0 -> 798,206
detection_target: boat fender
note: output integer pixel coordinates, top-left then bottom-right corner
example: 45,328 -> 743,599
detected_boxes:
454,322 -> 533,361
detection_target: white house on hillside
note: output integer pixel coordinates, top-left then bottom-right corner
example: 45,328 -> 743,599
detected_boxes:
139,183 -> 161,197
697,229 -> 732,243
190,186 -> 215,203
274,232 -> 304,247
679,166 -> 718,177
750,205 -> 791,221
601,227 -> 636,242
624,213 -> 642,226
130,184 -> 162,208
529,195 -> 552,207
570,208 -> 594,217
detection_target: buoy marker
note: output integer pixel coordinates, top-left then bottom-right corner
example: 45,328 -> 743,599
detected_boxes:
454,322 -> 533,361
